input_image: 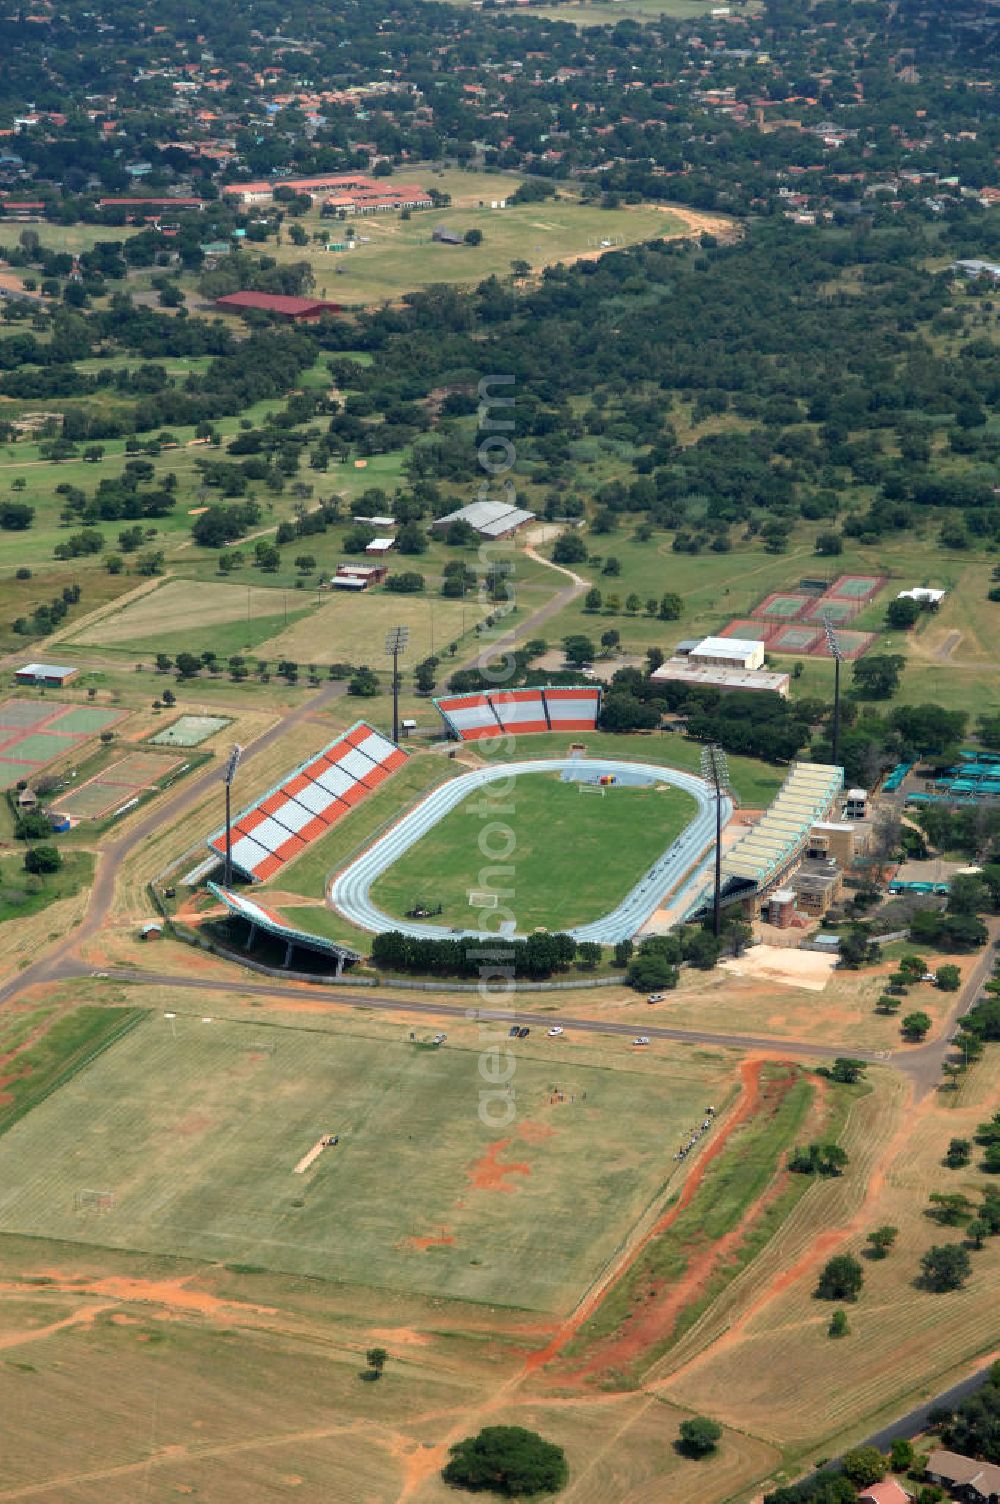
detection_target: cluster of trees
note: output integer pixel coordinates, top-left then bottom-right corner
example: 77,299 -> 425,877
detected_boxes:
371,929 -> 579,979
11,581 -> 82,638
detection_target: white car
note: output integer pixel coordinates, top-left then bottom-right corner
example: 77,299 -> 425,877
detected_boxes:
647,993 -> 664,1004
921,973 -> 938,985
547,1026 -> 564,1037
632,1036 -> 650,1047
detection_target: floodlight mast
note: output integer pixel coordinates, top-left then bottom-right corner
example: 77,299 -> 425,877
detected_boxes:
700,743 -> 729,939
223,743 -> 243,889
822,615 -> 844,772
385,626 -> 409,745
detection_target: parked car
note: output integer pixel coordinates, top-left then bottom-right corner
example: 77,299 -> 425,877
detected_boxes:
647,993 -> 664,1004
547,1026 -> 564,1037
517,1026 -> 530,1039
632,1036 -> 650,1047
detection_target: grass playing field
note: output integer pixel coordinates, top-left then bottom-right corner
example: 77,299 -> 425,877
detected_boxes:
225,191 -> 689,311
0,1011 -> 728,1315
368,770 -> 697,931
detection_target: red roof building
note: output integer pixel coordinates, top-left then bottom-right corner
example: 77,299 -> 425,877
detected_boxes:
214,291 -> 341,322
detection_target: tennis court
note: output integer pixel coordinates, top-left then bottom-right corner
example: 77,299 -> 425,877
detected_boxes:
0,701 -> 58,729
770,624 -> 822,653
0,699 -> 126,789
718,618 -> 774,642
46,707 -> 121,735
827,573 -> 886,602
150,714 -> 230,748
53,752 -> 182,821
806,597 -> 859,624
812,629 -> 875,659
751,592 -> 812,620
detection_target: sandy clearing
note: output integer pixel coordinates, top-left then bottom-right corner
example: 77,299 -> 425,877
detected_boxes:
721,945 -> 837,993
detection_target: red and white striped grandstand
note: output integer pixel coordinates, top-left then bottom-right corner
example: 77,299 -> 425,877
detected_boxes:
434,685 -> 601,741
206,721 -> 407,882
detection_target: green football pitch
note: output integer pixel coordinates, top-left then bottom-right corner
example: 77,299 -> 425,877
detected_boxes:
0,1013 -> 726,1313
369,771 -> 697,931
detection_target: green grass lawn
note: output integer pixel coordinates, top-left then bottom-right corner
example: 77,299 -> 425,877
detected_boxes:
0,1010 -> 727,1312
0,849 -> 94,925
245,194 -> 686,310
369,769 -> 696,931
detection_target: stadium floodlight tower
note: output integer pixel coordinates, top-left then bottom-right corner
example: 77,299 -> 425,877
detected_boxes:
222,743 -> 243,889
822,614 -> 844,772
700,743 -> 730,939
385,625 -> 409,745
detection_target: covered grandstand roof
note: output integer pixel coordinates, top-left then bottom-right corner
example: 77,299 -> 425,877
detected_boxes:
206,722 -> 406,882
208,883 -> 361,961
432,499 -> 536,538
434,685 -> 601,740
722,760 -> 843,892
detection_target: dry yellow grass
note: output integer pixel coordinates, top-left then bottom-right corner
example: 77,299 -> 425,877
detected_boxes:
654,1058 -> 1000,1461
254,589 -> 486,667
66,578 -> 301,648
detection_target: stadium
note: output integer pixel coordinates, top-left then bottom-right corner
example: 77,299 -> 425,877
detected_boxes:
193,689 -> 844,968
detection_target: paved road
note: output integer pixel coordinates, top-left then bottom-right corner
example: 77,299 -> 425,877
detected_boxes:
860,1362 -> 995,1453
85,966 -> 869,1059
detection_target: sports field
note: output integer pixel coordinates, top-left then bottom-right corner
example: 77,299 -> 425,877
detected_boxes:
150,713 -> 231,747
53,752 -> 182,820
68,580 -> 310,652
0,699 -> 123,787
245,192 -> 691,310
369,771 -> 696,931
0,1012 -> 726,1314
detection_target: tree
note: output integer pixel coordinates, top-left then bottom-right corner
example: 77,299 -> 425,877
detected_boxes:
851,654 -> 904,700
936,964 -> 961,992
886,596 -> 921,630
967,1219 -> 989,1250
920,1243 -> 971,1292
294,553 -> 316,574
901,1010 -> 932,1041
815,1254 -> 863,1302
175,652 -> 201,680
414,659 -> 437,695
840,1447 -> 887,1489
463,228 -> 483,247
24,845 -> 61,875
577,941 -> 602,969
442,1426 -> 568,1497
829,1057 -> 867,1084
889,1438 -> 914,1472
944,1139 -> 971,1169
365,1347 -> 387,1379
627,951 -> 679,992
673,1418 -> 723,1462
552,532 -> 587,565
161,688 -> 176,707
815,531 -> 843,556
659,591 -> 682,620
562,634 -> 595,667
828,1309 -> 849,1338
866,1225 -> 898,1259
348,665 -> 380,697
397,521 -> 428,555
584,586 -> 602,612
386,571 -> 425,594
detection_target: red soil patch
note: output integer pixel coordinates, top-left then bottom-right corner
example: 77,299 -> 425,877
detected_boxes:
520,1057 -> 772,1378
406,1232 -> 455,1250
517,1120 -> 554,1145
467,1139 -> 531,1192
569,1065 -> 799,1383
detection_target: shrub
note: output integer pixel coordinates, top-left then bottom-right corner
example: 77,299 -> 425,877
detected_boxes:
442,1426 -> 568,1496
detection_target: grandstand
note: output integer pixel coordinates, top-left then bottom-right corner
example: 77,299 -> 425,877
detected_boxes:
718,760 -> 843,912
208,883 -> 361,972
434,685 -> 601,741
206,722 -> 407,882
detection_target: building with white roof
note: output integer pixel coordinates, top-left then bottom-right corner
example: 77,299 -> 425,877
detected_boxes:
432,500 -> 536,539
687,636 -> 766,671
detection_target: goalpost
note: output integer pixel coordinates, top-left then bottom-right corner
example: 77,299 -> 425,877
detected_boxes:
577,782 -> 606,796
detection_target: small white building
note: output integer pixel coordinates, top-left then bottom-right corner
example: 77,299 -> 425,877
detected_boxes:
365,536 -> 396,555
687,636 -> 766,671
897,587 -> 946,606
